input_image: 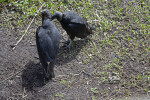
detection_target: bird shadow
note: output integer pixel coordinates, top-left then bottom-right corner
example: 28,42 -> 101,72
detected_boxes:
56,38 -> 89,66
21,61 -> 44,91
21,39 -> 90,91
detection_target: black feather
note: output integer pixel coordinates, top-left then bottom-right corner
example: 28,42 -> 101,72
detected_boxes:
36,9 -> 61,80
51,11 -> 95,47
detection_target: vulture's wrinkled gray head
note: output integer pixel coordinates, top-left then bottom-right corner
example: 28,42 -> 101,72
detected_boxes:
86,25 -> 96,35
51,11 -> 63,21
42,9 -> 51,19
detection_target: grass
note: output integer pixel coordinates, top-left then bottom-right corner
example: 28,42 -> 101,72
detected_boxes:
1,0 -> 150,99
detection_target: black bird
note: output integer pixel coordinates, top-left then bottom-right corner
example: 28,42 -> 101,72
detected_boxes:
36,9 -> 61,80
50,11 -> 95,48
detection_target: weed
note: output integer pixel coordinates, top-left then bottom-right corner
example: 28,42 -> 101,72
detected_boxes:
55,93 -> 65,100
59,79 -> 66,85
91,96 -> 97,100
90,87 -> 99,94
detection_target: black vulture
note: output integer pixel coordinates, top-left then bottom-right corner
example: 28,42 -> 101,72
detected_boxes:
36,9 -> 61,80
50,11 -> 95,48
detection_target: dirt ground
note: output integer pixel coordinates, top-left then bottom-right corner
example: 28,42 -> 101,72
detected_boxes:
0,18 -> 100,100
0,10 -> 99,99
0,1 -> 150,100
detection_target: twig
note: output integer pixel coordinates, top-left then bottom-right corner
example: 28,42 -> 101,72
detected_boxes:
22,88 -> 28,99
12,4 -> 43,50
90,40 -> 96,47
95,9 -> 100,19
87,20 -> 102,23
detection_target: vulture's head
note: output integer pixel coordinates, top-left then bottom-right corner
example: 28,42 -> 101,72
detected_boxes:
50,11 -> 63,21
42,9 -> 51,19
87,25 -> 96,35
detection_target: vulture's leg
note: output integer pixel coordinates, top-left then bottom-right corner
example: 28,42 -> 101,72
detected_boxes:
66,35 -> 75,49
64,35 -> 70,44
63,35 -> 74,49
48,61 -> 55,79
66,38 -> 72,49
